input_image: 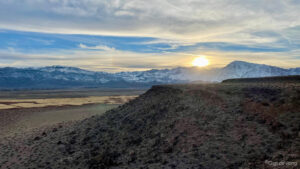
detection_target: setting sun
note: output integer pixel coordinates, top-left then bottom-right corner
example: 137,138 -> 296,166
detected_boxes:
192,56 -> 210,67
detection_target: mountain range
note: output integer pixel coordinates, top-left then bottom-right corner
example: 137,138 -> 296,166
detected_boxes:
0,61 -> 299,89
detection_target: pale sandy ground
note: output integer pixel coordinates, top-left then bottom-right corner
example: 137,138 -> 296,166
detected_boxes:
0,104 -> 119,138
0,92 -> 141,138
0,95 -> 137,110
0,89 -> 145,169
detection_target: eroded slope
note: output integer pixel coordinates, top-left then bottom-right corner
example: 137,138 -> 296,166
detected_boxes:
0,83 -> 299,169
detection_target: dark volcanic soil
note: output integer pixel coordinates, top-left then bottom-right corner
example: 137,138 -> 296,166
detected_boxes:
0,83 -> 299,169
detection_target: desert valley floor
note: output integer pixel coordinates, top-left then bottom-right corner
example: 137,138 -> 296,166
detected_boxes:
0,88 -> 144,138
0,79 -> 299,169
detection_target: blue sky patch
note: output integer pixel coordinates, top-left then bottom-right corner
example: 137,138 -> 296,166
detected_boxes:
0,29 -> 293,55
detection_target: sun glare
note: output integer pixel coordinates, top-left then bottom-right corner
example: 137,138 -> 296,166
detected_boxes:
192,56 -> 209,67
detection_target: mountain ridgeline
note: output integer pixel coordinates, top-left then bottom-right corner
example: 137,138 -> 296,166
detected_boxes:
0,61 -> 299,89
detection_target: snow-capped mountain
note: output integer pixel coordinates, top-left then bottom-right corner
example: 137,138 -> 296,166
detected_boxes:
0,61 -> 299,89
115,61 -> 300,83
217,61 -> 293,80
0,66 -> 123,89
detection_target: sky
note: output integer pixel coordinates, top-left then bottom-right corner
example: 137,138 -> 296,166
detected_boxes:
0,0 -> 300,72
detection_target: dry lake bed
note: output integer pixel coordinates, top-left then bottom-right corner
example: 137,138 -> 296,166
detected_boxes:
0,88 -> 146,138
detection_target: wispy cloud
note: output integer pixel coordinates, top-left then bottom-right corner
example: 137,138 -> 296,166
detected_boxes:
79,43 -> 115,51
0,0 -> 299,70
1,0 -> 299,41
27,38 -> 55,46
1,44 -> 299,72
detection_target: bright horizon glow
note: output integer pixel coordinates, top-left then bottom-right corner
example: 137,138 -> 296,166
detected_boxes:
192,56 -> 210,67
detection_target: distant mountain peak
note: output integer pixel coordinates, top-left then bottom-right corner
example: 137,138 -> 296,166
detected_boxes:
0,61 -> 299,89
42,65 -> 82,70
225,60 -> 283,68
226,60 -> 260,67
228,60 -> 250,64
39,65 -> 93,74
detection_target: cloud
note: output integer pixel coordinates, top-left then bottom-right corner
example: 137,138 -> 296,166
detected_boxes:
0,46 -> 187,72
136,39 -> 197,51
0,0 -> 299,43
79,43 -> 115,51
27,38 -> 55,46
0,0 -> 299,70
1,44 -> 299,72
